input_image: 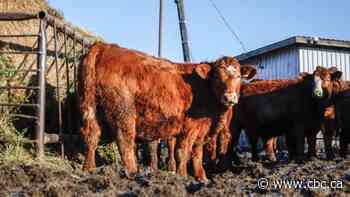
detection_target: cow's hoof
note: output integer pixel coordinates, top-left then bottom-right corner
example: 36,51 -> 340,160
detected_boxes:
124,169 -> 138,179
168,162 -> 176,172
295,159 -> 305,165
217,160 -> 232,172
197,177 -> 210,184
169,171 -> 176,175
126,172 -> 137,179
251,157 -> 260,162
82,164 -> 96,173
340,154 -> 350,159
143,167 -> 153,175
266,155 -> 277,162
307,156 -> 318,161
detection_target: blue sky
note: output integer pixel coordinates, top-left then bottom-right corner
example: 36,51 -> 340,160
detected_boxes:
49,0 -> 349,62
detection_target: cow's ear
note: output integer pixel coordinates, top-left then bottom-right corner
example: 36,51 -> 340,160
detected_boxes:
315,65 -> 327,71
328,66 -> 338,73
298,72 -> 310,80
241,65 -> 256,80
331,71 -> 342,81
328,67 -> 342,81
195,64 -> 212,79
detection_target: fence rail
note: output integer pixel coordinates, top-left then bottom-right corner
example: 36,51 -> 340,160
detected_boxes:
0,11 -> 92,159
0,12 -> 40,21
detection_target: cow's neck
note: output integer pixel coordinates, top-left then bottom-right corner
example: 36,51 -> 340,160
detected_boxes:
332,81 -> 350,104
299,77 -> 333,120
187,74 -> 231,139
185,73 -> 228,117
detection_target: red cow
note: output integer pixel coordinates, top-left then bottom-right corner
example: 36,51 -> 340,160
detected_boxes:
78,42 -> 255,181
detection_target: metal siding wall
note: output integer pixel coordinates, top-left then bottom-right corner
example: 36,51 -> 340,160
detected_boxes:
298,47 -> 350,80
244,47 -> 350,80
253,47 -> 299,80
346,53 -> 350,80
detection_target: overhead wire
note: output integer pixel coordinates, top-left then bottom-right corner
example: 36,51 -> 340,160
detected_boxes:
207,0 -> 248,52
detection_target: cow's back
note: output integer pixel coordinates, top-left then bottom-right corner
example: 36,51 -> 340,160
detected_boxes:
92,43 -> 193,139
237,80 -> 320,136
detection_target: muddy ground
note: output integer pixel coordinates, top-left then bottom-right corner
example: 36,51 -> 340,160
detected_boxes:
0,156 -> 349,197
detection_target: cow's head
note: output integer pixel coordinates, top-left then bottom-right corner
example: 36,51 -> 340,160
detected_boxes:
196,57 -> 256,107
312,66 -> 342,99
300,66 -> 342,99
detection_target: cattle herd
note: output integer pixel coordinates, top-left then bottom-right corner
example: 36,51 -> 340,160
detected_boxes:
78,42 -> 350,182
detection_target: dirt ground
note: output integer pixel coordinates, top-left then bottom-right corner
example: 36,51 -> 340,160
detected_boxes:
0,156 -> 349,197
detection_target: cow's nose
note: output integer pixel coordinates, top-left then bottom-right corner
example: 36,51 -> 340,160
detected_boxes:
231,93 -> 239,104
223,93 -> 238,106
313,89 -> 323,98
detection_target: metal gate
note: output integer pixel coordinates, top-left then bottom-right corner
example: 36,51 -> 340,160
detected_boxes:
0,11 -> 91,159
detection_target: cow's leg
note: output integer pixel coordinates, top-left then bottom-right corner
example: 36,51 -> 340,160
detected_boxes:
115,120 -> 138,176
218,127 -> 231,159
228,125 -> 244,165
81,116 -> 101,172
100,89 -> 138,176
137,142 -> 147,166
286,131 -> 296,161
176,136 -> 189,177
247,134 -> 259,161
215,128 -> 232,171
176,129 -> 200,177
340,127 -> 349,158
205,134 -> 218,173
108,103 -> 138,175
324,120 -> 335,160
264,137 -> 277,162
148,140 -> 160,170
207,134 -> 218,161
273,137 -> 278,154
192,144 -> 207,182
167,137 -> 176,172
306,130 -> 317,160
293,127 -> 306,163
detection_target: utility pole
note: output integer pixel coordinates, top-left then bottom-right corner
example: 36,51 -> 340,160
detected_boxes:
158,0 -> 163,57
175,0 -> 191,62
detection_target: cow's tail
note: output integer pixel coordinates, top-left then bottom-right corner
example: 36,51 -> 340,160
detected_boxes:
79,43 -> 101,121
78,43 -> 102,171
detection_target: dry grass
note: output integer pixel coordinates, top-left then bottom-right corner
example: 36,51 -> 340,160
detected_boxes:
0,109 -> 75,172
0,107 -> 31,163
0,53 -> 72,171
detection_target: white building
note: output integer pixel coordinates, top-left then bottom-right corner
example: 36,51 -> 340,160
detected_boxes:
236,36 -> 350,80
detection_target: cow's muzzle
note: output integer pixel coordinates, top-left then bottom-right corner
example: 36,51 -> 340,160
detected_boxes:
313,76 -> 324,98
221,93 -> 239,106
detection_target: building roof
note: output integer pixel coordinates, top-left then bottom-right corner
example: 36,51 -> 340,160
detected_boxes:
236,36 -> 350,61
